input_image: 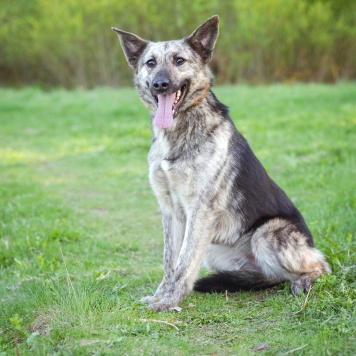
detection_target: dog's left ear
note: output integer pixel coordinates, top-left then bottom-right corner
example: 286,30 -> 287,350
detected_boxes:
186,15 -> 219,63
112,28 -> 149,69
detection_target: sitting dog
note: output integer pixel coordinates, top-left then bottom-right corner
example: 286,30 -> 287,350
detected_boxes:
112,15 -> 331,311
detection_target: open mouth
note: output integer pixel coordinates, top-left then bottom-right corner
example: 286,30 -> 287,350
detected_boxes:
154,83 -> 188,117
153,83 -> 188,129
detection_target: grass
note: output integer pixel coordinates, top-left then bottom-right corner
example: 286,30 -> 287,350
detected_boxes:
0,83 -> 355,355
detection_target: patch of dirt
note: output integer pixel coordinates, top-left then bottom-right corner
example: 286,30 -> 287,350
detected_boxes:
253,289 -> 279,302
80,339 -> 102,346
89,208 -> 108,217
30,309 -> 55,336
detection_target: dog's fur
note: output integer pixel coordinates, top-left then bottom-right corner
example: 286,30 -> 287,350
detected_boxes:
112,16 -> 331,311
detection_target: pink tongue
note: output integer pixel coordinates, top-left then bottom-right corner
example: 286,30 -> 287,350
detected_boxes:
153,93 -> 176,129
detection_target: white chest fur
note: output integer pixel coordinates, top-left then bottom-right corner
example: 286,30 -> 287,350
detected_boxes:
148,141 -> 197,213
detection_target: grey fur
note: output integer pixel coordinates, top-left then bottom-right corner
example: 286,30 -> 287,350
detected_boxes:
112,15 -> 331,311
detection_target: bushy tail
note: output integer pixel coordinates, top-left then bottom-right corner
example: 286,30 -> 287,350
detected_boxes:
194,270 -> 282,293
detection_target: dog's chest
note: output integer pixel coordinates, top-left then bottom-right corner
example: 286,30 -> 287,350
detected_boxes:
148,139 -> 198,204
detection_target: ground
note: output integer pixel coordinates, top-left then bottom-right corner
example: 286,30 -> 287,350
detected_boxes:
0,84 -> 355,355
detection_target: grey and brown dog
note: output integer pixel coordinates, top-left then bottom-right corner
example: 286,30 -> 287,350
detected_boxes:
112,15 -> 331,311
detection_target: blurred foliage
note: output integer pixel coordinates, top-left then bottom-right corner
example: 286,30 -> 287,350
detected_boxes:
0,0 -> 355,88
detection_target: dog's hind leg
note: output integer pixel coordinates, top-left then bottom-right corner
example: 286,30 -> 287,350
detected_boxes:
203,242 -> 260,272
195,219 -> 330,294
195,240 -> 281,293
250,218 -> 331,295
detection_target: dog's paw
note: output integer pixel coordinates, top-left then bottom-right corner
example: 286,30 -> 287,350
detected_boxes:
140,295 -> 161,304
148,297 -> 180,312
291,276 -> 313,296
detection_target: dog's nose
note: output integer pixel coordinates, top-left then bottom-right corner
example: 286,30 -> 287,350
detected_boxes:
152,77 -> 170,92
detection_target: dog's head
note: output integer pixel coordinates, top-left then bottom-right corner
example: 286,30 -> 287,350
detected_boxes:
112,16 -> 219,129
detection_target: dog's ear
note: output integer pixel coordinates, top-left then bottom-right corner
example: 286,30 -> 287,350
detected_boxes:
186,15 -> 219,63
112,28 -> 148,69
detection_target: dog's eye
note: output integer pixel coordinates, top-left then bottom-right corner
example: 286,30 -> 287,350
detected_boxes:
146,59 -> 156,68
175,57 -> 186,66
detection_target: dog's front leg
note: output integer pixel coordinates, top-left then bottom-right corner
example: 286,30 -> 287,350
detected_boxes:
141,209 -> 185,304
148,209 -> 213,311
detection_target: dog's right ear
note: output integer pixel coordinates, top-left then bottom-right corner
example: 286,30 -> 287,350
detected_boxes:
112,28 -> 148,69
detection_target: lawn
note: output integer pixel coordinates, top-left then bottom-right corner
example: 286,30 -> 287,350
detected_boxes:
0,84 -> 355,355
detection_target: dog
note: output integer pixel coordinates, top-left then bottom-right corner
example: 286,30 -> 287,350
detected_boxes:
112,15 -> 331,311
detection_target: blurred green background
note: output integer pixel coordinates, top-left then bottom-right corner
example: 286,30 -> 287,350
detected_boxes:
1,0 -> 355,88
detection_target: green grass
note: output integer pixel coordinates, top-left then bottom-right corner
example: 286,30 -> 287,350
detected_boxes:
0,84 -> 355,355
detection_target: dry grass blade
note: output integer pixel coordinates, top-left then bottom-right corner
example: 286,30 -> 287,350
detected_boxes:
281,344 -> 308,355
15,334 -> 20,356
60,246 -> 77,302
292,286 -> 312,315
217,335 -> 240,342
139,318 -> 179,331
